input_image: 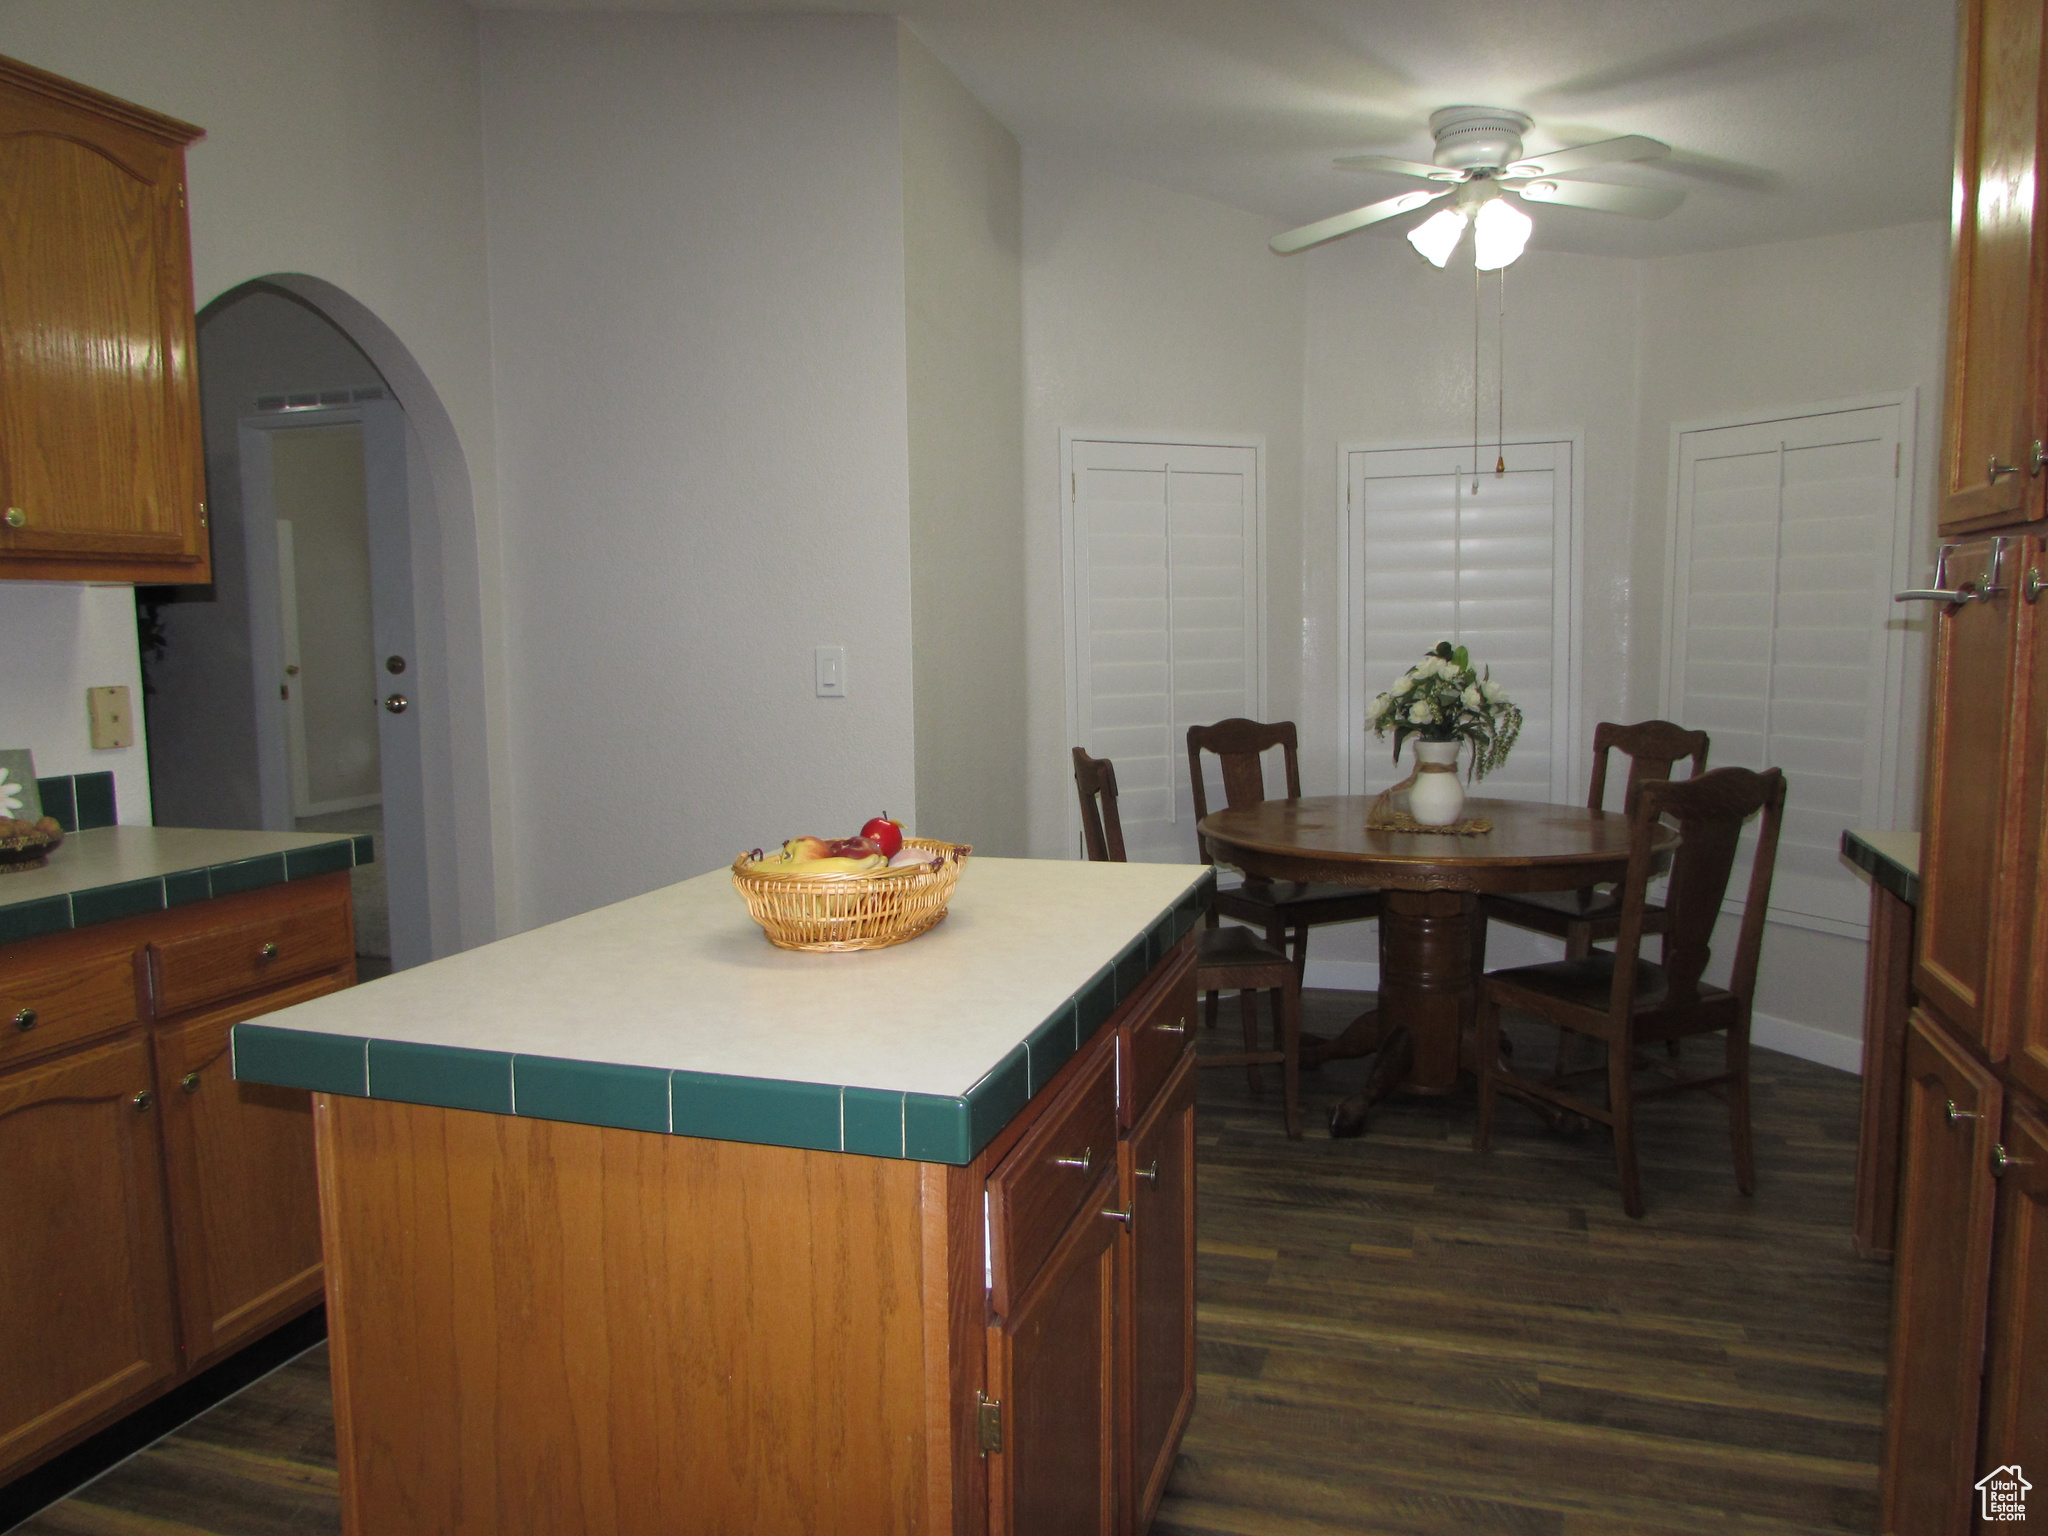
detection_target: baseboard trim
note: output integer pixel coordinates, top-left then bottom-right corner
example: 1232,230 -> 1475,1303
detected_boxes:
1300,965 -> 1862,1076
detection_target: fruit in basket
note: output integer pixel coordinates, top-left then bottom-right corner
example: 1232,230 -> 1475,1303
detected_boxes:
859,816 -> 905,858
782,835 -> 833,862
888,845 -> 940,870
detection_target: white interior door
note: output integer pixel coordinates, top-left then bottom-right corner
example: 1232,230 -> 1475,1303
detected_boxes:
1064,435 -> 1263,864
1664,398 -> 1914,936
1341,438 -> 1579,804
241,401 -> 431,970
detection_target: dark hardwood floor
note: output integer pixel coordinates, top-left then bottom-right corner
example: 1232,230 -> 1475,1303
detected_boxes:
7,990 -> 1887,1536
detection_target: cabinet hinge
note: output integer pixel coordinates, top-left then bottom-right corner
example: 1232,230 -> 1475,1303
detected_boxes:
976,1391 -> 1003,1456
177,182 -> 186,209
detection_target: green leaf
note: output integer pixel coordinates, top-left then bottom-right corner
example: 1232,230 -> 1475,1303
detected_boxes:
1452,645 -> 1469,670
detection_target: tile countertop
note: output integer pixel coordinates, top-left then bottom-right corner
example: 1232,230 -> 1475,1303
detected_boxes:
234,856 -> 1214,1166
1842,829 -> 1920,908
0,825 -> 374,944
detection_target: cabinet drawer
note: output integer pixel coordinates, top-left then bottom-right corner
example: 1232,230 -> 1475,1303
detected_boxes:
150,888 -> 352,1016
1121,943 -> 1196,1130
987,1035 -> 1119,1316
0,944 -> 140,1070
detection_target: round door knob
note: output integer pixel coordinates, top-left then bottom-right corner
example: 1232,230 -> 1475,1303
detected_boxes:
131,1089 -> 154,1112
284,664 -> 300,676
384,694 -> 409,714
258,941 -> 279,960
181,1072 -> 201,1094
3,508 -> 23,528
13,1007 -> 35,1031
385,655 -> 407,675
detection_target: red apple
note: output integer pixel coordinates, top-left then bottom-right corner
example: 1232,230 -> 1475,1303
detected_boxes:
860,816 -> 905,857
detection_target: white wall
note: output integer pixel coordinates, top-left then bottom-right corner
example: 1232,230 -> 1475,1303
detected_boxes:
901,28 -> 1027,857
1022,158 -> 1307,859
0,586 -> 152,824
0,0 -> 510,944
1636,220 -> 1949,1055
480,13 -> 918,930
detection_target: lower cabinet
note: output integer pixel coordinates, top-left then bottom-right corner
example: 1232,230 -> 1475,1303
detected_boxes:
0,873 -> 352,1484
985,951 -> 1197,1536
0,1034 -> 178,1477
1879,1007 -> 2048,1534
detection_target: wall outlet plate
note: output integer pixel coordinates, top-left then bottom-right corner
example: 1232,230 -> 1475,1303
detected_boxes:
88,685 -> 134,749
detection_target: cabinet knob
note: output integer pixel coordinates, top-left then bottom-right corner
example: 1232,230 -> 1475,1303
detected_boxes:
2027,568 -> 2044,606
3,508 -> 22,529
1993,1144 -> 2032,1174
1100,1205 -> 1134,1229
258,941 -> 279,960
131,1089 -> 154,1112
383,693 -> 409,714
1053,1147 -> 1093,1175
1153,1016 -> 1188,1036
1946,1099 -> 1981,1126
1136,1159 -> 1160,1186
12,1007 -> 35,1031
1990,454 -> 2022,482
180,1072 -> 201,1094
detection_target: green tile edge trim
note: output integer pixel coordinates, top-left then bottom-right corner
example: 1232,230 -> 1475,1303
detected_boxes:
1841,830 -> 1919,909
0,837 -> 361,939
227,867 -> 1218,1167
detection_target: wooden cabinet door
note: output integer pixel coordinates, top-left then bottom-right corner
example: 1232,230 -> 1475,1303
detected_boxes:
1916,538 -> 2029,1056
987,1173 -> 1121,1536
0,57 -> 206,582
1880,1011 -> 2004,1536
1941,0 -> 2048,532
1123,1051 -> 1194,1534
0,1032 -> 177,1482
2003,540 -> 2048,1105
155,972 -> 343,1372
1980,1099 -> 2048,1500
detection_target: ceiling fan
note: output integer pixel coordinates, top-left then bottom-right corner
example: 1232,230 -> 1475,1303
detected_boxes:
1270,106 -> 1686,267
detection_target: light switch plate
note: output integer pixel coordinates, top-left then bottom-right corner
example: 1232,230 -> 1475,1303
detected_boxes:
814,645 -> 847,698
88,685 -> 134,749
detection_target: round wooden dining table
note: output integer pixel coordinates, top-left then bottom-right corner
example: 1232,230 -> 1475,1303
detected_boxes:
1196,795 -> 1674,1135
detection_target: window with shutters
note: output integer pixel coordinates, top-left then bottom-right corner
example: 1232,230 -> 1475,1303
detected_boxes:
1062,435 -> 1264,864
1340,438 -> 1581,805
1663,395 -> 1917,937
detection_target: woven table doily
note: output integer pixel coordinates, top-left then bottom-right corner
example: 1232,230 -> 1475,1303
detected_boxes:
1364,808 -> 1494,836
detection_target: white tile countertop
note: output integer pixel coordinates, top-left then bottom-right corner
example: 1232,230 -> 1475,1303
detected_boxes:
0,825 -> 370,943
233,856 -> 1214,1164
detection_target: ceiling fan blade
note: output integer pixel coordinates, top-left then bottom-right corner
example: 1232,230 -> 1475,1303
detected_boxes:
1332,154 -> 1464,182
1503,135 -> 1670,179
1507,179 -> 1685,219
1269,189 -> 1449,254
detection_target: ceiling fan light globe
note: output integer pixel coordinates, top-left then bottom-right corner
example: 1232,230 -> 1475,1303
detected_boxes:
1407,207 -> 1468,268
1472,198 -> 1532,270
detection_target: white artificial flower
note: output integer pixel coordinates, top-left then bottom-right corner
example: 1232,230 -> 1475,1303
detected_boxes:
1367,693 -> 1390,721
1390,675 -> 1412,696
1415,656 -> 1440,678
1408,701 -> 1435,724
0,768 -> 19,818
1461,685 -> 1482,710
1481,678 -> 1506,703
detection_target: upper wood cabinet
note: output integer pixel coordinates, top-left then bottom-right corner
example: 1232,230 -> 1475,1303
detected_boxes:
0,54 -> 209,583
1940,0 -> 2048,532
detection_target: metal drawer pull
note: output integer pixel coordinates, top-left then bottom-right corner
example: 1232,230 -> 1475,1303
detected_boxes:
1990,455 -> 2022,482
1101,1206 -> 1134,1228
1993,1144 -> 2031,1174
1947,1100 -> 1981,1126
13,1007 -> 35,1031
131,1089 -> 153,1112
1053,1148 -> 1092,1174
1897,539 -> 2012,606
258,941 -> 279,959
1136,1160 -> 1160,1186
180,1072 -> 201,1094
1153,1015 -> 1189,1035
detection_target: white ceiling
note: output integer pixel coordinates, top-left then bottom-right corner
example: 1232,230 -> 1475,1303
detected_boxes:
474,0 -> 1958,259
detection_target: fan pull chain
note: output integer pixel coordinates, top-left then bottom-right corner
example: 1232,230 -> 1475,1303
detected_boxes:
1472,260 -> 1482,494
1495,265 -> 1506,477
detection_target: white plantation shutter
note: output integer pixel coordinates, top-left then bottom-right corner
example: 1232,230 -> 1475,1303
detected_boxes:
1065,438 -> 1263,864
1342,440 -> 1578,804
1666,401 -> 1913,935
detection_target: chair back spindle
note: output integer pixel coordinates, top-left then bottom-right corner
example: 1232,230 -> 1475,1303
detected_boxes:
1587,719 -> 1711,817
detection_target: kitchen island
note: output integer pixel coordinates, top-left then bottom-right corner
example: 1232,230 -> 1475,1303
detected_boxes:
234,856 -> 1213,1536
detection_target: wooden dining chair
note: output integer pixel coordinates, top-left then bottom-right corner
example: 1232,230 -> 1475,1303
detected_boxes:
1185,719 -> 1382,994
1478,719 -> 1710,961
1472,765 -> 1787,1218
1074,747 -> 1302,1137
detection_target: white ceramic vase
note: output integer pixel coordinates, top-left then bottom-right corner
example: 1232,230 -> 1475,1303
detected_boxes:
1407,739 -> 1466,826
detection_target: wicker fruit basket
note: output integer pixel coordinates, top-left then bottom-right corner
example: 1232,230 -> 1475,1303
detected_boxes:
731,838 -> 971,952
0,821 -> 63,875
